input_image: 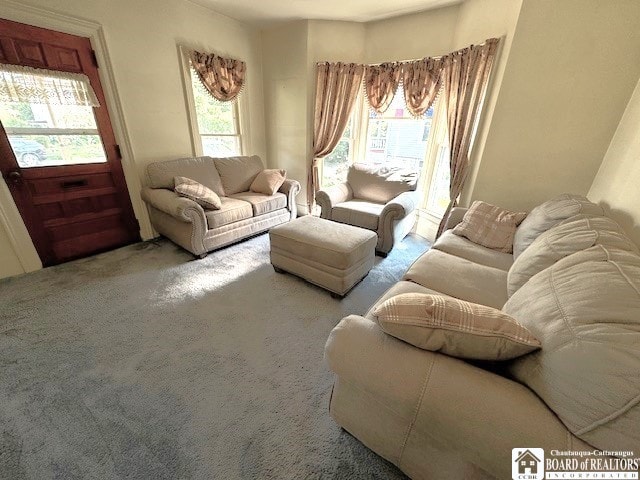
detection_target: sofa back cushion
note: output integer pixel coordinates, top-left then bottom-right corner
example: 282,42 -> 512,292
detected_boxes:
507,215 -> 638,296
213,155 -> 264,195
146,156 -> 225,195
347,163 -> 416,204
513,194 -> 604,259
505,245 -> 640,452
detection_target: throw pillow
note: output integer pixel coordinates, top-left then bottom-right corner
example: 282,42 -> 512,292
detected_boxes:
373,293 -> 540,360
452,200 -> 527,253
250,169 -> 286,195
174,176 -> 221,210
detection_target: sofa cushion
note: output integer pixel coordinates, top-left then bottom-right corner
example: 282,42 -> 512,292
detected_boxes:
250,169 -> 286,195
230,191 -> 287,216
204,197 -> 253,229
513,194 -> 604,259
373,293 -> 540,360
452,201 -> 527,253
347,163 -> 416,204
332,200 -> 384,231
147,156 -> 225,195
433,231 -> 513,271
365,280 -> 453,319
508,215 -> 639,296
403,249 -> 508,309
505,245 -> 640,452
174,176 -> 221,210
213,155 -> 264,195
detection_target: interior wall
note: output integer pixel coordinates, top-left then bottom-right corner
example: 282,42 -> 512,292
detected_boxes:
261,21 -> 310,212
0,0 -> 266,279
588,77 -> 640,247
467,0 -> 640,211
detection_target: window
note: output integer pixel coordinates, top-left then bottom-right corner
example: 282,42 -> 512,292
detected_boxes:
322,115 -> 355,188
180,46 -> 243,158
0,101 -> 106,168
363,92 -> 433,172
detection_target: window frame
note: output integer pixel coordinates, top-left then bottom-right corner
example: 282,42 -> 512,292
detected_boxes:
179,45 -> 246,157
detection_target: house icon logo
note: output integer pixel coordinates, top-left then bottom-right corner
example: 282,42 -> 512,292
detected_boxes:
512,448 -> 544,480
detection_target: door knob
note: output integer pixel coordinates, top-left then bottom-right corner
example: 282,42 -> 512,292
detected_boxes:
6,170 -> 22,184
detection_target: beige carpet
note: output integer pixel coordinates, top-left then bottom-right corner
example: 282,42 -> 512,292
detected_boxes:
0,233 -> 429,479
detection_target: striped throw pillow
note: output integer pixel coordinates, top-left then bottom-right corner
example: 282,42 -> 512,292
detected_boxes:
373,293 -> 540,360
174,176 -> 221,210
453,200 -> 527,253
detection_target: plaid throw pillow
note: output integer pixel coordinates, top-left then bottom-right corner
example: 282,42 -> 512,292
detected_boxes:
174,176 -> 221,210
373,293 -> 540,361
453,201 -> 527,253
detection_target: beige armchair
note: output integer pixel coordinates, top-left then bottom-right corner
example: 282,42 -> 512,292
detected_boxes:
316,164 -> 418,255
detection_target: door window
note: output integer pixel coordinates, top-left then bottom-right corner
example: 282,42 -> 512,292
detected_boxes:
0,101 -> 106,168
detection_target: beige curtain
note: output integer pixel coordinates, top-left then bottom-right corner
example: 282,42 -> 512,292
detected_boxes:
402,57 -> 443,117
363,62 -> 401,114
436,38 -> 500,237
310,62 -> 365,208
190,50 -> 246,102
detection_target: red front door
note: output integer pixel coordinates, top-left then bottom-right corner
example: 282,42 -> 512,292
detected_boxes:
0,18 -> 140,266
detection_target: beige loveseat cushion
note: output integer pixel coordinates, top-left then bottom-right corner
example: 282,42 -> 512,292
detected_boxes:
505,245 -> 640,452
213,155 -> 264,195
147,156 -> 225,195
403,249 -> 508,309
204,197 -> 253,229
347,164 -> 416,204
512,194 -> 604,258
508,215 -> 639,296
230,192 -> 287,216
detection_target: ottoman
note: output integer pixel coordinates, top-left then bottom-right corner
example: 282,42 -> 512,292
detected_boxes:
269,216 -> 378,297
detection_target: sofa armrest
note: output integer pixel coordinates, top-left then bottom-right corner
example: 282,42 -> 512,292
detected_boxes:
316,182 -> 353,219
443,206 -> 468,231
141,187 -> 206,224
279,179 -> 301,220
325,315 -> 591,479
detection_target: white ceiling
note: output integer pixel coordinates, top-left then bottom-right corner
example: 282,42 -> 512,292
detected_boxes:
190,0 -> 464,27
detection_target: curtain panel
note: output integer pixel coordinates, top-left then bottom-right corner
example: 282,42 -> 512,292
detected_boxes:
189,50 -> 246,102
310,62 -> 364,207
436,37 -> 500,237
363,62 -> 401,114
0,63 -> 100,107
402,57 -> 443,118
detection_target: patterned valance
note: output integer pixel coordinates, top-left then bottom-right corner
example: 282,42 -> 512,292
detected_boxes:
0,63 -> 100,107
363,62 -> 401,114
189,50 -> 246,103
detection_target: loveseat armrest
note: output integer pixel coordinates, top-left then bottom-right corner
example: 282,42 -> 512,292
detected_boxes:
325,315 -> 592,479
141,187 -> 206,225
443,206 -> 468,231
316,182 -> 353,219
279,179 -> 301,220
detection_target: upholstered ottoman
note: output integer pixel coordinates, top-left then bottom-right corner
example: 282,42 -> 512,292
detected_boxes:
269,216 -> 377,297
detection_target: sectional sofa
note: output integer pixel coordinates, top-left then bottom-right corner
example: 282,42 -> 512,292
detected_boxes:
141,155 -> 300,257
325,194 -> 640,479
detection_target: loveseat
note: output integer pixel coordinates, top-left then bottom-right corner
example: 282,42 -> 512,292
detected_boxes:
316,164 -> 418,255
325,194 -> 640,479
141,155 -> 300,257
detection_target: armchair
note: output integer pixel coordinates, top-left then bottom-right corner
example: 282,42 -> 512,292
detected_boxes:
316,164 -> 418,255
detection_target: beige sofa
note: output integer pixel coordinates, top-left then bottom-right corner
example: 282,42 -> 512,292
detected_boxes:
325,194 -> 640,479
316,164 -> 418,255
141,155 -> 300,257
